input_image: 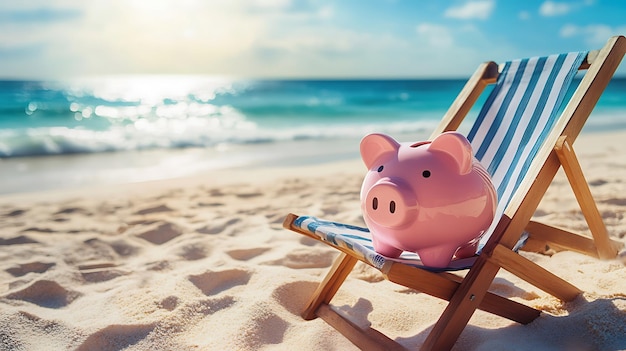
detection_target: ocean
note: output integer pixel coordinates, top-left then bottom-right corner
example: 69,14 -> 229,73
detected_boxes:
1,76 -> 625,194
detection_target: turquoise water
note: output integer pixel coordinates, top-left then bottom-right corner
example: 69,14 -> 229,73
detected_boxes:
0,77 -> 470,157
1,76 -> 625,194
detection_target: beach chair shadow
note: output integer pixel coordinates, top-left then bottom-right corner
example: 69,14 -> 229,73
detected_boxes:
399,296 -> 626,351
283,36 -> 626,350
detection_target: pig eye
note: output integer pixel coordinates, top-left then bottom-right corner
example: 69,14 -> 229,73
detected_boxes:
377,165 -> 384,172
422,170 -> 431,178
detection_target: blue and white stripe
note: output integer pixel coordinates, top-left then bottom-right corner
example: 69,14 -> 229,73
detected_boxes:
468,52 -> 587,222
293,51 -> 587,270
294,215 -> 480,271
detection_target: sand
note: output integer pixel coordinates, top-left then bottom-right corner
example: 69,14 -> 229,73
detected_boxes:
0,130 -> 625,351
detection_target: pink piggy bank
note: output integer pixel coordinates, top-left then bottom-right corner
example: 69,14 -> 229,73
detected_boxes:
360,131 -> 497,268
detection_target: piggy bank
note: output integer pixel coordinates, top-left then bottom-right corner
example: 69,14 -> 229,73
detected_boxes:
360,131 -> 497,268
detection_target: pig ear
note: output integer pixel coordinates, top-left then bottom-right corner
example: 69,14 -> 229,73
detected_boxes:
429,132 -> 473,175
360,133 -> 400,169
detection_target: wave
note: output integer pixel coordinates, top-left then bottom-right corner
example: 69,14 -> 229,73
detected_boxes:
3,108 -> 623,158
0,119 -> 439,158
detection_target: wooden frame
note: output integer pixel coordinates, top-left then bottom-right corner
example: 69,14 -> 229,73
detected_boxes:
282,36 -> 626,351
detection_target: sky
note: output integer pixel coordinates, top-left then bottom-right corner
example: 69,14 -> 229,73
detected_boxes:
1,0 -> 625,79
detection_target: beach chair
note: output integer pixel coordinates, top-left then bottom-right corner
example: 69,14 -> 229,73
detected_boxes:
283,36 -> 626,350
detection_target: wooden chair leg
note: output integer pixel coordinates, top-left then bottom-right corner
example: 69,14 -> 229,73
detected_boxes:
302,253 -> 358,320
422,257 -> 502,351
488,244 -> 581,301
555,137 -> 620,259
388,264 -> 540,325
524,221 -> 623,258
317,304 -> 406,351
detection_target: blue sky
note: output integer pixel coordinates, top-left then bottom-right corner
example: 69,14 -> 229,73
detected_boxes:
1,0 -> 625,79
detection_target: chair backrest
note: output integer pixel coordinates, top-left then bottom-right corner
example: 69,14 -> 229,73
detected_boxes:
467,52 -> 587,224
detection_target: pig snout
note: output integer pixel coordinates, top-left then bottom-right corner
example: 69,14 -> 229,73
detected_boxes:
364,178 -> 417,228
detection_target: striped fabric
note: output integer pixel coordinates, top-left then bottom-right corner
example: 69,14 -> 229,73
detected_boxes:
294,215 -> 490,272
293,51 -> 588,270
468,52 -> 587,222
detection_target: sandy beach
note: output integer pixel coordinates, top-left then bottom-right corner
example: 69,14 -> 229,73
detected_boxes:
0,130 -> 625,351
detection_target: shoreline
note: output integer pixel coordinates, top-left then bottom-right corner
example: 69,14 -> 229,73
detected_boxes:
0,136 -> 364,196
0,127 -> 621,198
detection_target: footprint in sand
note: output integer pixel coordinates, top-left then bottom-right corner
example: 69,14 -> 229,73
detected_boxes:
3,209 -> 27,217
320,206 -> 340,216
265,212 -> 290,228
271,281 -> 319,315
136,222 -> 183,245
174,242 -> 210,261
0,235 -> 39,245
188,269 -> 251,296
589,179 -> 608,186
109,239 -> 141,257
196,218 -> 241,235
226,247 -> 271,261
64,238 -> 119,264
601,198 -> 626,206
235,192 -> 263,199
81,268 -> 129,283
54,207 -> 91,216
5,279 -> 81,308
77,262 -> 117,270
5,262 -> 55,277
75,323 -> 155,351
349,263 -> 385,283
173,295 -> 236,317
20,227 -> 56,233
146,260 -> 171,271
202,295 -> 237,313
208,189 -> 225,197
158,295 -> 179,311
298,236 -> 321,247
78,262 -> 129,283
264,248 -> 336,269
238,307 -> 289,347
133,204 -> 174,215
196,202 -> 224,208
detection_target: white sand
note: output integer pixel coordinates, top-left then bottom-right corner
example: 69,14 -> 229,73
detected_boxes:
0,131 -> 625,350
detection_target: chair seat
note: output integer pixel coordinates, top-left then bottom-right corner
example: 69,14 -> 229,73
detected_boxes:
294,215 -> 528,272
